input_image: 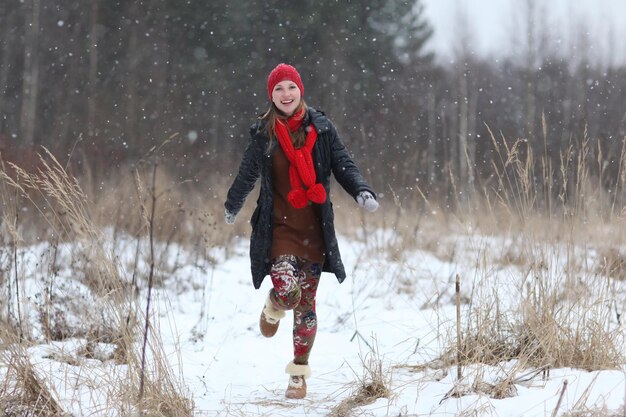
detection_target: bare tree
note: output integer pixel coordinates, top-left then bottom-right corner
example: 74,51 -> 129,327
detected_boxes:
506,0 -> 550,140
451,3 -> 478,196
523,0 -> 538,140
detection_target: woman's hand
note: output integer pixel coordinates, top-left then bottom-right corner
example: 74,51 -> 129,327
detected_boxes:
356,191 -> 379,212
225,208 -> 236,224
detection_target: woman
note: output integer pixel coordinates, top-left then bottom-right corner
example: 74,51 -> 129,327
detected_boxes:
224,63 -> 378,399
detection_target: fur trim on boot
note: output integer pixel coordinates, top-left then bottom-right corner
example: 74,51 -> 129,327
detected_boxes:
285,361 -> 312,378
259,292 -> 286,338
285,361 -> 311,399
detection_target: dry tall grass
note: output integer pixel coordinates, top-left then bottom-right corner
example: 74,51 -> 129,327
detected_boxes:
0,149 -> 193,415
331,130 -> 625,407
421,131 -> 626,402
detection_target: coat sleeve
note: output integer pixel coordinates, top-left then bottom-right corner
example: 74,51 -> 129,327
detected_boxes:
224,134 -> 261,215
328,123 -> 376,200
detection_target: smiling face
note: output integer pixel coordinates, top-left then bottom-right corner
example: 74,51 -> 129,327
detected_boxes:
271,80 -> 302,116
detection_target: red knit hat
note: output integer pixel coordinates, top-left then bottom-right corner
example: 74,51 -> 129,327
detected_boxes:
267,63 -> 304,100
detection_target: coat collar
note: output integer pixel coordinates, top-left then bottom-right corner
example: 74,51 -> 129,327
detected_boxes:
307,107 -> 331,135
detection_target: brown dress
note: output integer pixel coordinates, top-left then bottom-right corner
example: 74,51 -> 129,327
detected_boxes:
270,145 -> 326,263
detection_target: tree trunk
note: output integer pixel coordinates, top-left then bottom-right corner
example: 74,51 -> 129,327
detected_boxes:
55,14 -> 82,148
427,89 -> 437,186
20,0 -> 40,148
87,0 -> 99,140
458,72 -> 469,194
524,0 -> 536,139
125,3 -> 140,149
467,86 -> 478,190
0,5 -> 16,134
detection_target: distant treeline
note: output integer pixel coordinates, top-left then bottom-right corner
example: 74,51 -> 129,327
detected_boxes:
1,1 -> 625,203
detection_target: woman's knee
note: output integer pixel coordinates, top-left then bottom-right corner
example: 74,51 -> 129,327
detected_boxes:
270,257 -> 302,308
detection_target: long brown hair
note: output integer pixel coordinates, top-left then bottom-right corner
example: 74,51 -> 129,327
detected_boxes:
260,100 -> 308,150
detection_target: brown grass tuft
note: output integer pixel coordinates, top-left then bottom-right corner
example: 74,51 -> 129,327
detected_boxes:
329,345 -> 391,417
596,247 -> 626,281
0,347 -> 66,416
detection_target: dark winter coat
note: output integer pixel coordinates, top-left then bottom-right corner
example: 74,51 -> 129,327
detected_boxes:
225,107 -> 376,289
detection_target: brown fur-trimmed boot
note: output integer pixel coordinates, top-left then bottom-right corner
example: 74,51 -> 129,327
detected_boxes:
259,292 -> 286,338
285,361 -> 311,399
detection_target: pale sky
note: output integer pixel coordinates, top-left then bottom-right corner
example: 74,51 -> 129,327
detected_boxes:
421,0 -> 626,66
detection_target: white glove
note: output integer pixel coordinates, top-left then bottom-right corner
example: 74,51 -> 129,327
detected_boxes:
224,208 -> 236,224
356,191 -> 379,212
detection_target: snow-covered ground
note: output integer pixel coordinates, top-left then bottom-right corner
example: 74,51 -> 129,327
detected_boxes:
2,231 -> 625,416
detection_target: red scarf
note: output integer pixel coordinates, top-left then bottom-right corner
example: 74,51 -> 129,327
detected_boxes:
274,111 -> 327,209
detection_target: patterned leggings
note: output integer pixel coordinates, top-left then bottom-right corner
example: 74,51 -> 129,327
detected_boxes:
269,254 -> 322,365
